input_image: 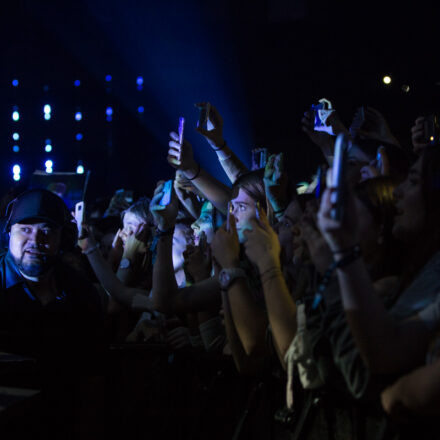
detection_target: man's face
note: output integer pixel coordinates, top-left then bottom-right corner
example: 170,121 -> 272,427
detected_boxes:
9,221 -> 61,277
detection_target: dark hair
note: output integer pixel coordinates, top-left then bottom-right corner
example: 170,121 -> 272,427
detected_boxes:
122,197 -> 153,226
231,169 -> 266,207
354,176 -> 402,277
354,139 -> 410,181
421,146 -> 440,234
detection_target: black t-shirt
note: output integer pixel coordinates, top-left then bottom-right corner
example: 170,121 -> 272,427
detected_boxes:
0,250 -> 103,364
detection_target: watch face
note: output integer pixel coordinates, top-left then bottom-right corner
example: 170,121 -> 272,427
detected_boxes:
219,270 -> 230,287
119,258 -> 130,269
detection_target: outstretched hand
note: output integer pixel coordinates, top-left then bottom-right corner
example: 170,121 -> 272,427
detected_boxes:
195,102 -> 225,150
149,181 -> 179,232
264,153 -> 288,214
167,132 -> 199,178
211,215 -> 240,269
243,206 -> 281,273
350,107 -> 400,147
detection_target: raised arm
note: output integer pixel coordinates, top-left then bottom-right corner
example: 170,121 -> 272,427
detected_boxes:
243,208 -> 297,367
317,186 -> 431,375
167,131 -> 231,214
195,102 -> 248,184
211,216 -> 267,356
78,232 -> 152,311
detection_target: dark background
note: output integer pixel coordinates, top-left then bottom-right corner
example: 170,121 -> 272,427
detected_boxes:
1,0 -> 439,202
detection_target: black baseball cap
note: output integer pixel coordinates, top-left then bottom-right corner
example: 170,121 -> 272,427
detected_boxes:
6,189 -> 68,231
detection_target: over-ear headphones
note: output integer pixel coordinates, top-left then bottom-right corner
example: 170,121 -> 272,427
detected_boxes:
1,191 -> 77,253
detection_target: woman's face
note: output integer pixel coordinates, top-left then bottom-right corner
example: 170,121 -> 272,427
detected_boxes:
392,157 -> 426,243
231,188 -> 258,243
120,212 -> 145,245
191,202 -> 215,244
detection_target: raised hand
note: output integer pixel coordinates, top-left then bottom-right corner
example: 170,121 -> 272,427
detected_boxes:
264,153 -> 288,214
243,205 -> 281,273
149,181 -> 179,232
350,107 -> 400,147
195,102 -> 225,149
167,132 -> 199,178
411,116 -> 430,155
211,215 -> 240,269
302,110 -> 335,161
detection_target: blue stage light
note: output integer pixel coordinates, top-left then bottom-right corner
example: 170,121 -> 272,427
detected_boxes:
76,164 -> 84,174
136,76 -> 144,86
12,79 -> 19,87
44,105 -> 51,114
75,112 -> 82,121
106,115 -> 113,122
12,111 -> 19,121
12,164 -> 21,174
76,133 -> 83,141
137,106 -> 144,113
12,145 -> 20,153
44,113 -> 51,120
74,80 -> 81,87
106,107 -> 113,116
13,174 -> 21,181
12,133 -> 19,141
45,144 -> 52,153
45,160 -> 53,168
105,75 -> 112,82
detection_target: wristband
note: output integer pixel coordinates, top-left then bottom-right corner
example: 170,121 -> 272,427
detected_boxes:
82,243 -> 100,255
155,226 -> 175,237
334,245 -> 362,268
213,140 -> 227,151
187,163 -> 201,181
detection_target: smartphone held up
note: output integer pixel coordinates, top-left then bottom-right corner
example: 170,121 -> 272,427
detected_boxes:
330,134 -> 349,222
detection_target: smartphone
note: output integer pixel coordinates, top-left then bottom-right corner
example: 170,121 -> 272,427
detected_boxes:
330,134 -> 349,221
74,201 -> 85,237
251,148 -> 268,170
159,180 -> 173,206
311,98 -> 333,128
315,165 -> 326,199
178,117 -> 185,145
197,103 -> 210,129
424,114 -> 440,145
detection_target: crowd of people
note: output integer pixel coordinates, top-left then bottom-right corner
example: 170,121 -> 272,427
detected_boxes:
0,101 -> 439,439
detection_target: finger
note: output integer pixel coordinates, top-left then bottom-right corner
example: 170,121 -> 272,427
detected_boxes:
169,131 -> 179,142
196,126 -> 210,137
169,140 -> 182,150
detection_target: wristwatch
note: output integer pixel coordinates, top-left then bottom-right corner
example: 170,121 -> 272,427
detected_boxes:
119,258 -> 131,269
218,268 -> 246,290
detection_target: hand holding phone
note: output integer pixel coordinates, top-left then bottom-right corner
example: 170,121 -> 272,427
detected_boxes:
159,180 -> 173,206
74,201 -> 85,237
197,103 -> 211,130
311,98 -> 335,135
330,134 -> 349,221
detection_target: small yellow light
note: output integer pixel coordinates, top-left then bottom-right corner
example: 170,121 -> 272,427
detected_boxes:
430,136 -> 434,141
383,76 -> 392,85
